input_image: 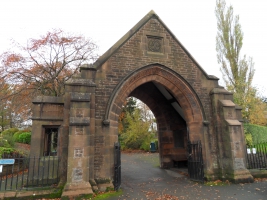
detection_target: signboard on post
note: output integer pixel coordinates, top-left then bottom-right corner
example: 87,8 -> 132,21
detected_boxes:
0,159 -> 15,165
247,148 -> 251,154
0,159 -> 14,173
252,148 -> 257,154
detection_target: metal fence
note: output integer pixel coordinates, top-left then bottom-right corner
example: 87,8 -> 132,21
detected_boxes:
0,155 -> 60,191
246,144 -> 267,170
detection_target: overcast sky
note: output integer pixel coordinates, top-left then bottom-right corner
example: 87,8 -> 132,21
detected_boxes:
1,0 -> 266,96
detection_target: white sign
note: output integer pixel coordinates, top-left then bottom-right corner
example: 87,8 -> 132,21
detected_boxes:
247,149 -> 251,154
252,148 -> 257,154
0,165 -> 2,173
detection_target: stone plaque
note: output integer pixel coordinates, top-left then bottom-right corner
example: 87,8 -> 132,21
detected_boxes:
235,142 -> 240,150
73,168 -> 82,182
147,36 -> 163,53
233,126 -> 239,134
75,126 -> 84,135
234,158 -> 245,169
70,117 -> 90,126
74,148 -> 83,158
76,109 -> 84,117
231,126 -> 240,135
228,111 -> 233,118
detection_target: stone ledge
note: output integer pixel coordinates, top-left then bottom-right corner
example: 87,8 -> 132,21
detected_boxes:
219,99 -> 236,107
210,87 -> 233,95
70,117 -> 90,126
102,119 -> 110,126
80,64 -> 97,70
62,182 -> 93,197
33,96 -> 64,104
70,92 -> 91,102
66,78 -> 96,86
208,75 -> 219,80
0,189 -> 55,199
31,117 -> 63,121
225,119 -> 242,126
225,169 -> 254,183
203,120 -> 210,125
249,169 -> 267,178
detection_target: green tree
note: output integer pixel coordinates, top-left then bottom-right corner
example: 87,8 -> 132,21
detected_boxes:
120,108 -> 153,150
118,97 -> 137,134
137,100 -> 157,134
215,0 -> 267,125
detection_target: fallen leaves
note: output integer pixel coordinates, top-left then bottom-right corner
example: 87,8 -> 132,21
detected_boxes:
154,194 -> 179,200
205,179 -> 230,186
144,190 -> 179,200
254,178 -> 267,182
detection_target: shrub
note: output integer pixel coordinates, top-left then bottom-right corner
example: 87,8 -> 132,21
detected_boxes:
0,147 -> 26,158
13,131 -> 22,142
0,147 -> 16,158
0,137 -> 10,148
245,133 -> 253,146
1,128 -> 19,136
18,132 -> 31,144
244,124 -> 267,144
140,140 -> 150,151
0,134 -> 15,148
13,129 -> 32,142
5,134 -> 15,147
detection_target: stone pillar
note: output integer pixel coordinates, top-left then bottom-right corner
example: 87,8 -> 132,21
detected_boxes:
62,67 -> 96,197
160,130 -> 174,168
211,87 -> 253,183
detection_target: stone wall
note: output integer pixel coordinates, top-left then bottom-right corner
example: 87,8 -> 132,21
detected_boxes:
93,13 -> 219,180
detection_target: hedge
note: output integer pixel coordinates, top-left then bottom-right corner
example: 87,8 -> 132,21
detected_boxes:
244,123 -> 267,144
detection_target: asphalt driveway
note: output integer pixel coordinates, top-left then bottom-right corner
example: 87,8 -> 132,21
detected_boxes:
109,152 -> 267,200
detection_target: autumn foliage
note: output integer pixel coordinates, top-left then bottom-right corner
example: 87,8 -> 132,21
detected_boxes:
0,29 -> 98,129
1,29 -> 98,97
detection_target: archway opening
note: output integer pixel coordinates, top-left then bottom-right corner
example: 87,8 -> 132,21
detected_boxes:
118,96 -> 158,152
108,65 -> 205,186
118,81 -> 189,169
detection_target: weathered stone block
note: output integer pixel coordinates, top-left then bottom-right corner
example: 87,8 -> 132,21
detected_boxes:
70,92 -> 91,102
69,117 -> 90,126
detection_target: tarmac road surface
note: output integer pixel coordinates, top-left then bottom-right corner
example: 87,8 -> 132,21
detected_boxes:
108,152 -> 267,200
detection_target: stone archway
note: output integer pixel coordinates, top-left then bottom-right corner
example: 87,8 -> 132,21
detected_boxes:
30,10 -> 254,198
105,64 -> 205,168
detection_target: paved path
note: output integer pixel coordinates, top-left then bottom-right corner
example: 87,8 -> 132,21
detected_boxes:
109,152 -> 267,200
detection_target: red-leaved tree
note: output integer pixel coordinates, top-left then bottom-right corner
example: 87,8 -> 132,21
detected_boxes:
0,29 -> 98,128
